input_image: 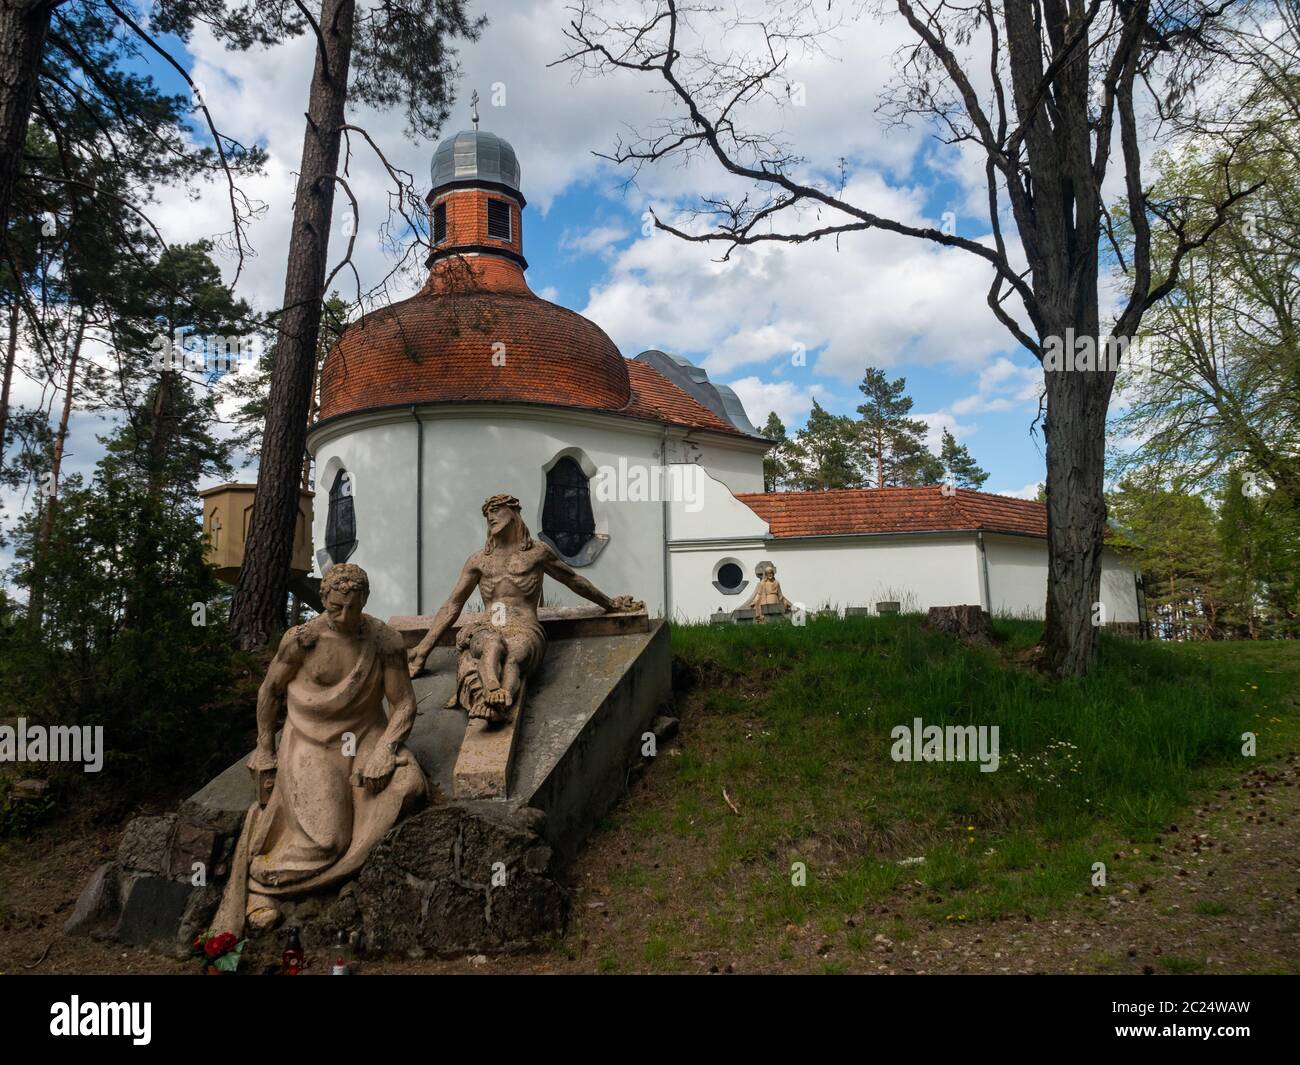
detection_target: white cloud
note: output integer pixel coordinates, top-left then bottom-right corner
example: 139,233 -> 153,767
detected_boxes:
559,223 -> 630,257
996,481 -> 1045,500
913,411 -> 975,452
580,167 -> 1023,384
725,376 -> 830,429
950,356 -> 1042,416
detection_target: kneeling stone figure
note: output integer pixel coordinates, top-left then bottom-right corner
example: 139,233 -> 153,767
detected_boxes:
215,563 -> 427,935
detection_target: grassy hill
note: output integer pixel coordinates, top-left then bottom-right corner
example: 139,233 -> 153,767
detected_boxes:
573,617 -> 1299,971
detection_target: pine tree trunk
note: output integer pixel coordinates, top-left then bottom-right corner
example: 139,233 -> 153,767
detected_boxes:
0,299 -> 17,467
300,353 -> 320,490
0,0 -> 52,237
28,311 -> 84,626
147,366 -> 172,498
229,0 -> 355,650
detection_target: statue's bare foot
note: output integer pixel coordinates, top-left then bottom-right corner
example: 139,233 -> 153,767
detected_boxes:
485,686 -> 511,707
247,901 -> 282,933
468,698 -> 509,725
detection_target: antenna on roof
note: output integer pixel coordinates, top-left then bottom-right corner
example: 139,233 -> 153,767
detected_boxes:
470,89 -> 480,130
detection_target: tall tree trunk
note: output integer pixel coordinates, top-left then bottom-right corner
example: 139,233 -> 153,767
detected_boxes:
0,298 -> 17,466
0,0 -> 54,239
28,309 -> 83,625
1039,299 -> 1115,677
147,365 -> 173,499
1002,0 -> 1116,676
300,354 -> 320,490
229,0 -> 355,650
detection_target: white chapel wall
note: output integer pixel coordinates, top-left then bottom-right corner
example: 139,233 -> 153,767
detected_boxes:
311,407 -> 673,620
668,534 -> 983,622
983,534 -> 1140,623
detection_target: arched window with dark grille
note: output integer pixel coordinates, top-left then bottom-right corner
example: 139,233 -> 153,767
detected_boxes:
325,469 -> 357,564
542,457 -> 595,560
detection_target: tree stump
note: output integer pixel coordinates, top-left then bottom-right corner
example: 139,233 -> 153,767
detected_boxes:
926,605 -> 995,645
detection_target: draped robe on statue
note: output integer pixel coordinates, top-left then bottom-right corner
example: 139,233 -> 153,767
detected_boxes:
215,618 -> 427,932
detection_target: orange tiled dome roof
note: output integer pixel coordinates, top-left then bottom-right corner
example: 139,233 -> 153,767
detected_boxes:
318,254 -> 632,421
318,127 -> 761,435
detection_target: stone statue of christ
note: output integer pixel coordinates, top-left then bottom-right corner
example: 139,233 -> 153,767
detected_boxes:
407,492 -> 642,724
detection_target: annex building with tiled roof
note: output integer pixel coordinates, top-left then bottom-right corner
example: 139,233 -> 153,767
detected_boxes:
305,128 -> 1139,626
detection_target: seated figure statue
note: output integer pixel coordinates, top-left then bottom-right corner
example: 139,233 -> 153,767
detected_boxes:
745,562 -> 793,623
214,563 -> 427,934
407,492 -> 642,724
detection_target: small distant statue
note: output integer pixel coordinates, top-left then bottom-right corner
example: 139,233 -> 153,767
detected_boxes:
745,561 -> 792,623
407,493 -> 642,724
215,564 -> 427,934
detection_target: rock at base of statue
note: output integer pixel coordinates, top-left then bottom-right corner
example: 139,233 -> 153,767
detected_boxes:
70,804 -> 568,965
844,606 -> 872,617
876,600 -> 901,615
356,804 -> 566,957
64,811 -> 228,956
927,604 -> 995,645
733,607 -> 756,623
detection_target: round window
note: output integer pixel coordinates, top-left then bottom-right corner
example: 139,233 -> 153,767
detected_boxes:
716,562 -> 744,591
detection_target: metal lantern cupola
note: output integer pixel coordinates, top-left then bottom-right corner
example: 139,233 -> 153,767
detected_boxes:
427,122 -> 525,271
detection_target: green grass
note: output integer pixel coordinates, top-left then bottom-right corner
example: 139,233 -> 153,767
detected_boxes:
597,616 -> 1300,964
1160,956 -> 1207,974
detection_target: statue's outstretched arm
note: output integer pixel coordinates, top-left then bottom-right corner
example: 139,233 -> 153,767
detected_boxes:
408,559 -> 481,675
542,548 -> 641,612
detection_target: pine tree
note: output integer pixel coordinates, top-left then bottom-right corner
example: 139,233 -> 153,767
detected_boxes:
938,428 -> 990,489
761,410 -> 790,491
232,0 -> 484,650
855,368 -> 939,487
787,399 -> 861,491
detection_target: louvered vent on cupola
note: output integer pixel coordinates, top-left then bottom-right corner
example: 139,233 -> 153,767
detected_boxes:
487,198 -> 511,241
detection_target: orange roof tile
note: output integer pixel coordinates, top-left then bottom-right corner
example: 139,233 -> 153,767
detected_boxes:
319,259 -> 631,420
318,256 -> 756,438
735,486 -> 1048,539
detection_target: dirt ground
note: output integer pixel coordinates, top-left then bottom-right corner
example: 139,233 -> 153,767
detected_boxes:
2,744 -> 1296,976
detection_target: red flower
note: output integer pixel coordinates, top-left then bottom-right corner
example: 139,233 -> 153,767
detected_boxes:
204,931 -> 239,958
